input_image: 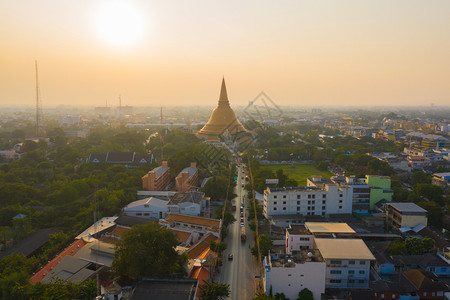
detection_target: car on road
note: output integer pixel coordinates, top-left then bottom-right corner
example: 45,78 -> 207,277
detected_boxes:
228,254 -> 233,260
240,217 -> 244,223
240,222 -> 244,227
241,184 -> 244,187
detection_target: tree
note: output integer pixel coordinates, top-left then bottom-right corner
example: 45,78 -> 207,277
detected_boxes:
297,288 -> 314,300
203,176 -> 230,201
209,241 -> 227,253
410,171 -> 431,187
388,239 -> 405,255
404,237 -> 435,255
214,206 -> 235,228
317,161 -> 329,172
274,292 -> 288,300
111,223 -> 187,283
199,281 -> 230,300
418,201 -> 443,228
415,184 -> 444,205
252,234 -> 273,257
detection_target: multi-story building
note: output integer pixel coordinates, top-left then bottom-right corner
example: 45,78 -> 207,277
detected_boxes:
142,161 -> 170,191
263,182 -> 352,225
264,251 -> 326,300
285,222 -> 357,254
365,175 -> 393,209
385,202 -> 428,230
309,176 -> 371,213
314,238 -> 375,289
159,213 -> 222,239
175,162 -> 199,192
432,172 -> 450,189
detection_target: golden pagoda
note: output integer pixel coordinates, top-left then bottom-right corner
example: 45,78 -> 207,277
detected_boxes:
198,78 -> 247,136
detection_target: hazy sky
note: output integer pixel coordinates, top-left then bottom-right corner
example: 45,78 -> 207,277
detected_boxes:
1,0 -> 450,107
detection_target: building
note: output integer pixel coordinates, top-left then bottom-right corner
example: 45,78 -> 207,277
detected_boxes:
160,213 -> 222,239
365,175 -> 393,210
142,161 -> 170,191
385,202 -> 428,230
264,251 -> 326,300
263,182 -> 352,226
408,155 -> 431,170
309,176 -> 371,213
176,162 -> 199,192
402,270 -> 449,299
122,191 -> 209,220
432,172 -> 450,189
314,238 -> 375,289
130,278 -> 199,300
86,152 -> 154,168
285,223 -> 357,254
198,78 -> 247,137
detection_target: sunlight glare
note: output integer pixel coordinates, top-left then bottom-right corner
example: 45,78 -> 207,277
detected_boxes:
95,1 -> 145,47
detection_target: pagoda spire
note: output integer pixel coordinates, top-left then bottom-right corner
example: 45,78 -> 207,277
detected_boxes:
218,77 -> 230,107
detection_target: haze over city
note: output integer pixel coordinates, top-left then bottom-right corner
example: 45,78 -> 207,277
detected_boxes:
1,0 -> 450,107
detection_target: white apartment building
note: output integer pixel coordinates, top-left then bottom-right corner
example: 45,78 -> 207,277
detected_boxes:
264,251 -> 326,300
263,184 -> 352,223
314,238 -> 375,289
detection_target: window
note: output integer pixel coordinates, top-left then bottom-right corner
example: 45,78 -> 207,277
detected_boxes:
274,208 -> 277,211
311,212 -> 315,215
348,270 -> 355,274
312,195 -> 315,199
358,280 -> 365,283
330,270 -> 342,274
322,212 -> 325,216
360,261 -> 366,265
330,279 -> 341,283
283,207 -> 286,210
274,201 -> 277,205
288,274 -> 291,276
322,194 -> 326,198
144,204 -> 149,208
330,260 -> 341,265
339,200 -> 343,203
308,200 -> 311,205
381,294 -> 384,299
339,206 -> 342,209
283,201 -> 286,204
144,213 -> 150,216
311,201 -> 315,204
297,201 -> 300,205
308,194 -> 312,199
300,237 -> 310,241
297,207 -> 300,211
136,213 -> 142,216
392,295 -> 395,299
283,195 -> 286,199
349,279 -> 354,283
349,261 -> 355,265
297,195 -> 301,199
339,194 -> 343,197
359,270 -> 365,275
423,292 -> 427,296
274,196 -> 277,199
322,206 -> 326,210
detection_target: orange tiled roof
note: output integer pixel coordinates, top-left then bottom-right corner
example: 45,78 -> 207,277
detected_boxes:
111,226 -> 129,238
186,234 -> 218,259
171,229 -> 192,245
164,214 -> 221,229
30,239 -> 87,284
99,237 -> 120,245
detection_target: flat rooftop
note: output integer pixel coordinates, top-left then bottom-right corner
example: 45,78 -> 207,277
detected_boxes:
270,250 -> 324,267
387,202 -> 427,214
315,238 -> 375,260
131,278 -> 198,300
305,222 -> 356,234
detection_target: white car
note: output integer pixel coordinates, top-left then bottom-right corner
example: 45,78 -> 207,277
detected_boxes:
240,222 -> 244,227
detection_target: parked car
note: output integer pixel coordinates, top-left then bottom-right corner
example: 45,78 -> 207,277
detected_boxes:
228,254 -> 233,260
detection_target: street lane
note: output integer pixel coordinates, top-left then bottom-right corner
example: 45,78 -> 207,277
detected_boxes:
217,163 -> 257,300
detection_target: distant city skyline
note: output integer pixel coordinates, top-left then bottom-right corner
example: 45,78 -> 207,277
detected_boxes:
1,0 -> 450,107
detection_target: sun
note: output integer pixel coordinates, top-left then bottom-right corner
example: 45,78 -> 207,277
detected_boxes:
94,1 -> 145,47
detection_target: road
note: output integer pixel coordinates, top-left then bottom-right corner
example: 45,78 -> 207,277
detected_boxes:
217,163 -> 258,300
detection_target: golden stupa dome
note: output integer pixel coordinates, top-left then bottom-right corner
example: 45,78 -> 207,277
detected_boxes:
199,78 -> 247,136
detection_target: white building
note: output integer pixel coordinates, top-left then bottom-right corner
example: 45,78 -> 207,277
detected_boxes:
314,238 -> 375,289
264,251 -> 326,300
122,197 -> 169,219
263,184 -> 352,225
122,191 -> 208,220
286,222 -> 357,254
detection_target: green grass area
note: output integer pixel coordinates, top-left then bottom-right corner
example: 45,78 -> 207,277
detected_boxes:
262,164 -> 333,186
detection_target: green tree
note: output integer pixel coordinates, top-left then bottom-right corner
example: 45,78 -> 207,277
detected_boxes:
274,292 -> 288,300
252,234 -> 273,257
199,281 -> 230,300
203,176 -> 230,201
209,241 -> 227,253
297,288 -> 314,300
404,237 -> 435,255
214,206 -> 236,228
388,239 -> 405,255
418,201 -> 444,228
415,184 -> 444,204
316,161 -> 329,172
410,171 -> 431,187
112,223 -> 187,283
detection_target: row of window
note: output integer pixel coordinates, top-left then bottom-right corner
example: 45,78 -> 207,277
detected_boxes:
272,194 -> 328,199
330,260 -> 366,265
273,205 -> 343,211
272,199 -> 344,205
330,270 -> 365,275
329,279 -> 365,284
